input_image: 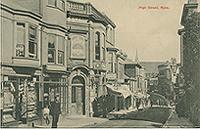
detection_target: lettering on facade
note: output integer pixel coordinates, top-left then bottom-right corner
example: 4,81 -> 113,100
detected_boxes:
70,36 -> 86,59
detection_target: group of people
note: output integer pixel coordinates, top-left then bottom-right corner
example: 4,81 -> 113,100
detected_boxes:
43,95 -> 61,128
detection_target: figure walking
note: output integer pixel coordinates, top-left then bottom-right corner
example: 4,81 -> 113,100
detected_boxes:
43,104 -> 50,125
49,95 -> 61,128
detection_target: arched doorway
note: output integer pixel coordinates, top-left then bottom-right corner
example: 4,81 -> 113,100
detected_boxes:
71,76 -> 86,115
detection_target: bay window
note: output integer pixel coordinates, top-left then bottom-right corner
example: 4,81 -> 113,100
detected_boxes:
16,22 -> 38,59
48,34 -> 65,65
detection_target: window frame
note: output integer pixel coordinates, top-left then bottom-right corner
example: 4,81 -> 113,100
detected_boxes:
102,33 -> 106,61
16,22 -> 26,57
57,35 -> 65,65
28,25 -> 37,59
95,32 -> 101,60
48,34 -> 56,64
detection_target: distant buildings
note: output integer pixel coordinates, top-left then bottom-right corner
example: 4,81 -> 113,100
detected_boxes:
141,62 -> 164,93
157,59 -> 178,103
0,0 -> 148,126
178,0 -> 200,125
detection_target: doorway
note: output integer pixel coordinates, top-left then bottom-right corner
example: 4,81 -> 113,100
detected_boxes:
71,76 -> 85,115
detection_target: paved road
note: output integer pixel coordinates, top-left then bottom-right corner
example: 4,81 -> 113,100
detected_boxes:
85,119 -> 163,128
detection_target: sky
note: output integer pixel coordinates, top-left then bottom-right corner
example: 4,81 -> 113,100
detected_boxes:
74,0 -> 200,62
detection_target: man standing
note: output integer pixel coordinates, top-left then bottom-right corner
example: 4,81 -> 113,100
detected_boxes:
49,95 -> 61,128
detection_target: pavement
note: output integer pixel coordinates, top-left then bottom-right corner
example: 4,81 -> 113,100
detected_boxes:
163,110 -> 194,128
84,119 -> 163,128
18,115 -> 108,128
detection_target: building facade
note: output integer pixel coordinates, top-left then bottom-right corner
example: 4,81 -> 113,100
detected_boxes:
1,0 -> 116,126
157,59 -> 178,104
178,0 -> 200,125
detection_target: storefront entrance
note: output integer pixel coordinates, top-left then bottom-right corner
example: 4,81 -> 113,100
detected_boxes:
71,76 -> 85,116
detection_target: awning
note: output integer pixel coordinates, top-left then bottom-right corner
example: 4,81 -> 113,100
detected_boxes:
106,84 -> 132,98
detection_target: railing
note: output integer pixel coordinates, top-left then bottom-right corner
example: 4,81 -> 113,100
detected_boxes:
67,1 -> 87,14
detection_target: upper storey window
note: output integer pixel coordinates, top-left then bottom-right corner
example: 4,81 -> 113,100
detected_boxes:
48,34 -> 56,63
16,22 -> 38,59
28,26 -> 37,58
48,34 -> 65,65
16,23 -> 25,57
95,32 -> 100,60
58,36 -> 65,65
102,33 -> 106,60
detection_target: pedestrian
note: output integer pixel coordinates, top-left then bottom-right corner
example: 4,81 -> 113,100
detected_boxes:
43,104 -> 50,125
49,95 -> 61,128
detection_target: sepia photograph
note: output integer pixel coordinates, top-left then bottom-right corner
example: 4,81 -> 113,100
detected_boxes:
0,0 -> 200,128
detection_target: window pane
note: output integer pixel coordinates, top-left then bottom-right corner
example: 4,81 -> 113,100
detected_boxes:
29,26 -> 36,39
71,87 -> 76,103
16,44 -> 25,57
28,26 -> 37,58
48,34 -> 56,63
29,42 -> 36,55
95,32 -> 100,60
58,36 -> 64,51
17,28 -> 25,45
48,49 -> 55,63
58,0 -> 65,11
48,0 -> 56,6
16,23 -> 25,57
58,51 -> 64,65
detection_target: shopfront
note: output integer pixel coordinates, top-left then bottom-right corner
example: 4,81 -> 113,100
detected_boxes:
2,75 -> 38,126
42,76 -> 67,113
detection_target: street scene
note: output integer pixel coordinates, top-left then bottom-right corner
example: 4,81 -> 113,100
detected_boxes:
0,0 -> 200,128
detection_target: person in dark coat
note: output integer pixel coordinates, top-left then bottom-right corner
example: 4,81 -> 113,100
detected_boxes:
50,95 -> 61,128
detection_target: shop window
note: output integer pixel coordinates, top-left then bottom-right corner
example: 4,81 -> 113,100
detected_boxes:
16,23 -> 25,57
71,86 -> 76,103
58,36 -> 65,65
28,26 -> 37,58
95,32 -> 100,60
48,34 -> 56,63
58,0 -> 65,11
48,0 -> 56,6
